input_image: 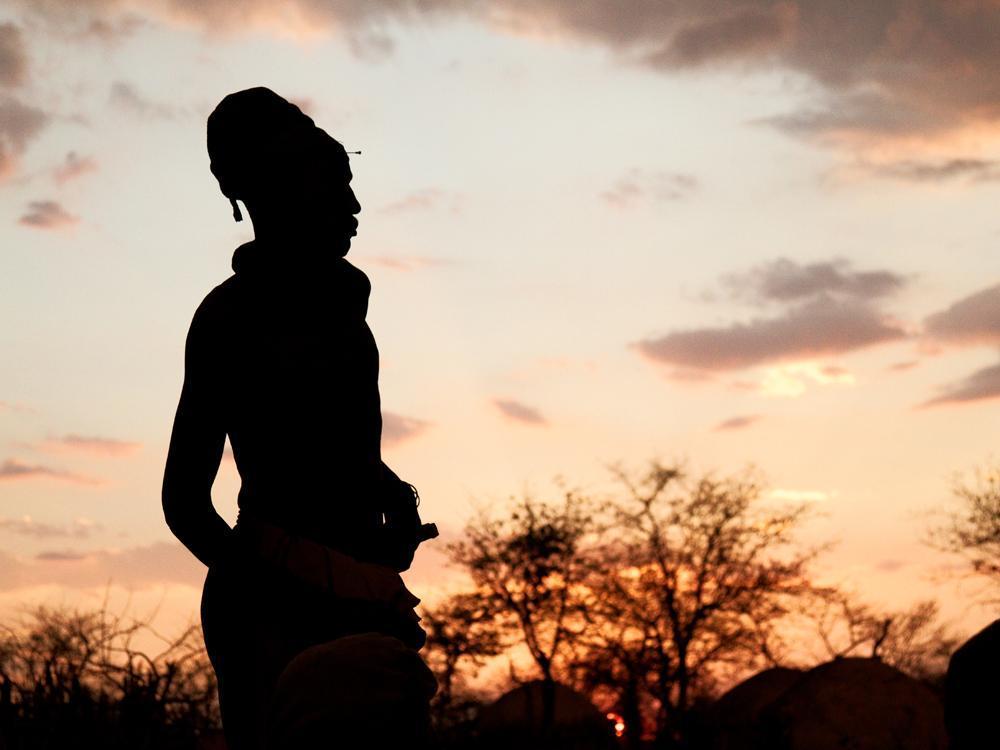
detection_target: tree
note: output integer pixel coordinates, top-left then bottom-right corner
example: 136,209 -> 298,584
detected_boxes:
930,461 -> 1000,590
445,489 -> 601,736
808,593 -> 958,681
421,592 -> 503,730
0,602 -> 218,749
446,490 -> 598,688
580,462 -> 817,747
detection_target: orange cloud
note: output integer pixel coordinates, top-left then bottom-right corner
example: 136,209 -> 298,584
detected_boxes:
601,169 -> 697,208
18,200 -> 78,229
53,151 -> 98,184
382,412 -> 430,446
38,434 -> 141,457
366,255 -> 454,272
714,415 -> 762,432
380,188 -> 461,215
637,296 -> 906,372
0,458 -> 103,485
637,258 -> 910,374
924,283 -> 1000,347
493,398 -> 547,426
921,359 -> 1000,408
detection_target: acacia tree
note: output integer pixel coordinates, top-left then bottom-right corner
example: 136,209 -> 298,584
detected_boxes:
446,490 -> 599,691
930,461 -> 1000,591
808,594 -> 957,681
580,462 -> 817,747
421,592 -> 503,729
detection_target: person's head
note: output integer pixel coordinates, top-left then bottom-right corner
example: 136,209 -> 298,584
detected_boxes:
207,87 -> 360,256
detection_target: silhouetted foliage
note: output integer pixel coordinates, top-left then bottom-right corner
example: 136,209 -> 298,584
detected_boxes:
0,602 -> 219,750
577,462 -> 817,747
435,462 -> 827,749
930,462 -> 1000,591
421,592 -> 502,734
446,491 -> 600,687
807,593 -> 958,682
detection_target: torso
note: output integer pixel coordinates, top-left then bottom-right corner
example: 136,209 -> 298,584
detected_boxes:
200,244 -> 384,556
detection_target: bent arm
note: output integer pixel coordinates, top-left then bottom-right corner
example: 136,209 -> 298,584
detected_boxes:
162,302 -> 231,568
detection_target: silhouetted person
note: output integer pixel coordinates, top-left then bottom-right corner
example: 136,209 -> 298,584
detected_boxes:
162,87 -> 436,749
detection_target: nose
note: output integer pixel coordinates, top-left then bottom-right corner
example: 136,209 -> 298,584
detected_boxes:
348,186 -> 361,216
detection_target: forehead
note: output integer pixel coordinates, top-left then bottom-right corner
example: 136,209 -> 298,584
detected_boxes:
307,130 -> 352,180
272,127 -> 351,177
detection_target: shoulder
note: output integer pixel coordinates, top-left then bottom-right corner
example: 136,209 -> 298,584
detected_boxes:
193,276 -> 239,324
187,276 -> 238,348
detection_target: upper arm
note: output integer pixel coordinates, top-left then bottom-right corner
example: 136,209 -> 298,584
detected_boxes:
163,298 -> 227,498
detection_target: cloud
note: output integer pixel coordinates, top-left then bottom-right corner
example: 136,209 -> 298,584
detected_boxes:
636,294 -> 907,372
20,1 -> 1000,147
493,398 -> 547,426
0,96 -> 48,178
499,1 -> 1000,144
53,151 -> 98,183
921,360 -> 1000,408
753,91 -> 947,143
0,542 -> 203,591
35,550 -> 89,561
36,435 -> 141,457
887,360 -> 919,372
0,458 -> 102,485
18,200 -> 79,229
381,189 -> 460,215
0,516 -> 100,539
643,4 -> 796,69
77,16 -> 147,44
0,23 -> 28,87
367,255 -> 453,272
924,283 -> 1000,346
601,169 -> 698,208
757,361 -> 855,397
109,80 -> 181,118
723,258 -> 907,304
638,257 -> 911,376
868,158 -> 1000,183
714,414 -> 761,431
382,412 -> 430,446
346,28 -> 395,62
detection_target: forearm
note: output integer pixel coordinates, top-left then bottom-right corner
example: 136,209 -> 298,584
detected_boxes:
162,487 -> 232,568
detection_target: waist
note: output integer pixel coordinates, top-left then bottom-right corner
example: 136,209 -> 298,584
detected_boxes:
234,506 -> 382,561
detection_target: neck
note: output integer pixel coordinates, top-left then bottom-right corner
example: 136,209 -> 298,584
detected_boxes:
250,212 -> 324,247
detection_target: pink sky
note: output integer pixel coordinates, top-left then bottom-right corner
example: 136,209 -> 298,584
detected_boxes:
1,1 -> 999,641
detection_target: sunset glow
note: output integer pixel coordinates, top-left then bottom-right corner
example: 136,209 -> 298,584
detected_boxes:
1,1 -> 999,652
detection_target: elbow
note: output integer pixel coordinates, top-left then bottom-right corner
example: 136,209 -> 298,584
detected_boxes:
161,473 -> 188,540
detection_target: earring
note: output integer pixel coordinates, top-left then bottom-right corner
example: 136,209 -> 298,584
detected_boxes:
230,198 -> 243,222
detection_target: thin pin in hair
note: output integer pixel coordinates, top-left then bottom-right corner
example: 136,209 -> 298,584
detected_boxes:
346,150 -> 362,155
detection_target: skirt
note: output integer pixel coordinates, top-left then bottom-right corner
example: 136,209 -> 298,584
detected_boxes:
200,528 -> 434,749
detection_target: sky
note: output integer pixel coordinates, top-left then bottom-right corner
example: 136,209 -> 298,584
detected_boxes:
1,0 -> 999,643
